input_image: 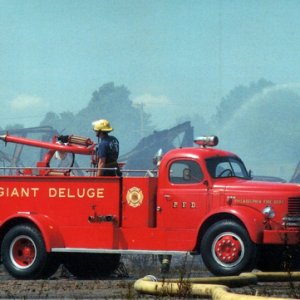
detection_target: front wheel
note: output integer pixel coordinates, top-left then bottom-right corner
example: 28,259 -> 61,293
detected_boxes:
200,220 -> 257,276
1,224 -> 59,279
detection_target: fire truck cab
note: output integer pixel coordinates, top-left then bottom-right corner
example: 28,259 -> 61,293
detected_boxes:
0,134 -> 299,279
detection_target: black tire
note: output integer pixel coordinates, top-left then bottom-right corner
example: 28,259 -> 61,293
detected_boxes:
257,245 -> 300,271
63,253 -> 121,278
42,253 -> 61,278
1,224 -> 59,279
200,220 -> 257,276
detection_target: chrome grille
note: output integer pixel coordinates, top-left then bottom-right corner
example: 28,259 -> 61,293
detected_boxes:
283,216 -> 300,227
284,197 -> 300,227
288,197 -> 300,215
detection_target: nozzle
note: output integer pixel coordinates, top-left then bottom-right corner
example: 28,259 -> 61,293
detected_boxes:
0,134 -> 7,142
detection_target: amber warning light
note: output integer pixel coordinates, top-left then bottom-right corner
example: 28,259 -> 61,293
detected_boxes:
194,136 -> 219,147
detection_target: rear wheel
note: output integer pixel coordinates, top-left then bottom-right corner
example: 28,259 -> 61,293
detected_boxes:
63,253 -> 121,278
200,220 -> 257,276
1,224 -> 59,279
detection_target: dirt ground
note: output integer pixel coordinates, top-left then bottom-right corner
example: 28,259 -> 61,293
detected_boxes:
0,254 -> 299,299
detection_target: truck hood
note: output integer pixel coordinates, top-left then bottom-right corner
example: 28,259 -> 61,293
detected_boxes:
213,178 -> 300,194
212,178 -> 300,229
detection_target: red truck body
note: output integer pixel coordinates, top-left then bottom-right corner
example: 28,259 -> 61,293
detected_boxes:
0,133 -> 299,279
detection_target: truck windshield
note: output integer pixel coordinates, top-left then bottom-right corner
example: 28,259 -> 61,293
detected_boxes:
205,156 -> 250,179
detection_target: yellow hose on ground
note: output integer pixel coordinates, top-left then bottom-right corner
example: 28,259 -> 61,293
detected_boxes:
134,272 -> 300,300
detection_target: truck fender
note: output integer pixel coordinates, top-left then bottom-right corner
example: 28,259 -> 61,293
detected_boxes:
198,206 -> 265,244
0,213 -> 64,252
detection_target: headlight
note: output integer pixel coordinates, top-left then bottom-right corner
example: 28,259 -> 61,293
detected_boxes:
262,205 -> 275,219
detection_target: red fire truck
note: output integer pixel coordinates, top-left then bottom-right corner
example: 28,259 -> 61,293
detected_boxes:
0,133 -> 299,279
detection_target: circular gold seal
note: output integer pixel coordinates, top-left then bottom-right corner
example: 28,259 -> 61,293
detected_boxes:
126,187 -> 143,208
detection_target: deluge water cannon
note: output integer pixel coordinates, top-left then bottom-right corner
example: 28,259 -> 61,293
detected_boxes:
0,134 -> 95,155
0,133 -> 96,175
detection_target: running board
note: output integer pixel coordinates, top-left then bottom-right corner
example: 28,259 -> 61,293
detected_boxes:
51,248 -> 193,256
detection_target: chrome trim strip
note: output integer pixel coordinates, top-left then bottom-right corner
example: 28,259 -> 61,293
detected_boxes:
51,248 -> 188,255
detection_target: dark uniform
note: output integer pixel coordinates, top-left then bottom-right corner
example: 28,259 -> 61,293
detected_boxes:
97,135 -> 121,176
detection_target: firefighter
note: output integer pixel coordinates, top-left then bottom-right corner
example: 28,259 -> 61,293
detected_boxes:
92,119 -> 121,176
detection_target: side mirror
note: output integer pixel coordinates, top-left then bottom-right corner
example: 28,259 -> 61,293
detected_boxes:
248,169 -> 252,179
153,148 -> 163,167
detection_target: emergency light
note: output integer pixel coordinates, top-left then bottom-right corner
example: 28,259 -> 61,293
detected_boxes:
194,136 -> 218,147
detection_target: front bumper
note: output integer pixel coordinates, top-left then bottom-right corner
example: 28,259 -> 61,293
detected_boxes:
263,229 -> 300,244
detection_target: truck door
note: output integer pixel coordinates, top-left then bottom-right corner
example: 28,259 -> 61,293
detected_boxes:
157,158 -> 208,229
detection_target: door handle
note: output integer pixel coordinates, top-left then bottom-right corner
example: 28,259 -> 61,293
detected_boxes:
164,194 -> 171,200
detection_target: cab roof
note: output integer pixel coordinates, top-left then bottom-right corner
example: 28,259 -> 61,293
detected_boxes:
163,146 -> 238,161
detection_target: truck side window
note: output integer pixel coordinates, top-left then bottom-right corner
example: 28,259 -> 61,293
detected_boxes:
169,160 -> 203,184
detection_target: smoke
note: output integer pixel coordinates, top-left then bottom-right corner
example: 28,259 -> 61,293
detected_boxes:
9,94 -> 48,111
219,84 -> 300,180
133,93 -> 183,129
0,94 -> 51,128
261,82 -> 300,95
133,93 -> 171,107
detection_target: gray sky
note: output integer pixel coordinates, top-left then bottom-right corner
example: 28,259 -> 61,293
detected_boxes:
1,0 -> 300,129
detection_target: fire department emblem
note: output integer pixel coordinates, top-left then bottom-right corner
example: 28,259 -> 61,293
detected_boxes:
126,187 -> 143,208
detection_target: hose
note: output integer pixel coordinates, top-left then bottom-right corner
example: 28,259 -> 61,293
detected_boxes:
134,272 -> 300,299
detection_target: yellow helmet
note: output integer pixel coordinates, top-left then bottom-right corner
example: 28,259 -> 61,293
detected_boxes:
92,119 -> 113,132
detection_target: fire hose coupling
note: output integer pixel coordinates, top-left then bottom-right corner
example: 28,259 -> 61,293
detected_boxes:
88,214 -> 116,223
